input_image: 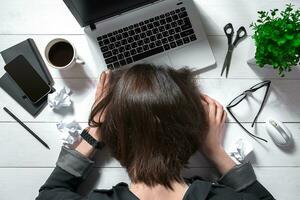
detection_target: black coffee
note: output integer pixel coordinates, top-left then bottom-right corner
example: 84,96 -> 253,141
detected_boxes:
48,41 -> 74,67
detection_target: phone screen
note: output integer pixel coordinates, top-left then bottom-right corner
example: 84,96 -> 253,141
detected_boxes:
4,55 -> 51,103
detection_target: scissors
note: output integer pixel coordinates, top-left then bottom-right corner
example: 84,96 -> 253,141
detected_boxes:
221,23 -> 248,78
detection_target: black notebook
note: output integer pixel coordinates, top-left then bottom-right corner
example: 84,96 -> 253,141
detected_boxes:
0,39 -> 54,116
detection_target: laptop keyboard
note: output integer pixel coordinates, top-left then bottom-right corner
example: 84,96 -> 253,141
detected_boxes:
97,7 -> 197,69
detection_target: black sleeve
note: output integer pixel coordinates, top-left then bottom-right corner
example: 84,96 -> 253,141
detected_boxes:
218,163 -> 275,200
241,181 -> 275,200
35,147 -> 94,200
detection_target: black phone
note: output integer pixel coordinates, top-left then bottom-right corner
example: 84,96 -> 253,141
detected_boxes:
4,55 -> 51,103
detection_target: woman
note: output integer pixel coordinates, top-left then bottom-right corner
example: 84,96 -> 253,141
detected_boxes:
36,64 -> 274,200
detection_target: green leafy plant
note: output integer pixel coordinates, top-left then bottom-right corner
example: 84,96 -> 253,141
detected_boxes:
250,4 -> 300,77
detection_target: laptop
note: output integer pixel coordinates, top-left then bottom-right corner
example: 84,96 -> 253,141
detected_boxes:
63,0 -> 216,70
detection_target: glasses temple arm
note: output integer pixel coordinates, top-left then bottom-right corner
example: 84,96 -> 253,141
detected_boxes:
226,108 -> 268,143
251,84 -> 271,127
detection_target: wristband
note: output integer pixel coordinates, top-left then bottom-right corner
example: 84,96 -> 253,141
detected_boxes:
80,129 -> 105,150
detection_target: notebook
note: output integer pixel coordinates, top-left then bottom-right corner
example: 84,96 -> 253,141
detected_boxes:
0,39 -> 54,116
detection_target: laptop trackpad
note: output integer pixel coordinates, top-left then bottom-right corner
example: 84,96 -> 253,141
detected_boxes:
168,41 -> 216,69
143,54 -> 172,66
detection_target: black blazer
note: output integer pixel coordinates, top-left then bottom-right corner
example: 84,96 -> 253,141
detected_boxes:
36,147 -> 275,200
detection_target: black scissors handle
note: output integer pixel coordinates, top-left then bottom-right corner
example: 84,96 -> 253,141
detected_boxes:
224,23 -> 234,45
222,23 -> 247,78
233,26 -> 247,46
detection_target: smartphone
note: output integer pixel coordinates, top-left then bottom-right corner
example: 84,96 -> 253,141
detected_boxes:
4,55 -> 51,103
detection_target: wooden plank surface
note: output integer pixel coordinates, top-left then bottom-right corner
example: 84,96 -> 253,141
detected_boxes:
0,122 -> 299,168
1,78 -> 300,123
0,0 -> 300,199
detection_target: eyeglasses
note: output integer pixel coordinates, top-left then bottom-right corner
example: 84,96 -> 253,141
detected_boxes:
226,80 -> 271,143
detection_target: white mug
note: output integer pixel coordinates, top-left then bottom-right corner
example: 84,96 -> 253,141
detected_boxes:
45,38 -> 84,70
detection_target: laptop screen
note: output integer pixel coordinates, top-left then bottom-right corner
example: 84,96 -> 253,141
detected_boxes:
63,0 -> 160,27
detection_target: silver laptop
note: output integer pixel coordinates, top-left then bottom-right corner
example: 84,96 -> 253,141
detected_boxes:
63,0 -> 215,70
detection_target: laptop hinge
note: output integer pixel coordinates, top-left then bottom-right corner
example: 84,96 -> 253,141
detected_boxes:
90,23 -> 96,31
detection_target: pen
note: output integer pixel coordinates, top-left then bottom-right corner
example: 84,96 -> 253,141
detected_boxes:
3,107 -> 50,150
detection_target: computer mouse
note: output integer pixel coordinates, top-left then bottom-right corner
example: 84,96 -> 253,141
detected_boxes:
265,118 -> 292,146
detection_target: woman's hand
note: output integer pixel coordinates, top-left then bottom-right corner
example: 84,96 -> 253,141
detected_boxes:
76,70 -> 111,158
95,70 -> 111,101
88,70 -> 111,140
200,95 -> 227,155
200,95 -> 236,175
93,70 -> 111,122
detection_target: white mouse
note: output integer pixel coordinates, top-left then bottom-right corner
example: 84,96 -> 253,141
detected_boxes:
265,118 -> 292,146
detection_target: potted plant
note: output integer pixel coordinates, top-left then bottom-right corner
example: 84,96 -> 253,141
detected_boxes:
250,4 -> 300,77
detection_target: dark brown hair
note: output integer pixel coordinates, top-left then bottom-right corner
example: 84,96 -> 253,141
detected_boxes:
89,64 -> 208,189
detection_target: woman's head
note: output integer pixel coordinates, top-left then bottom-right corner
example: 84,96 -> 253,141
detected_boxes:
89,64 -> 208,189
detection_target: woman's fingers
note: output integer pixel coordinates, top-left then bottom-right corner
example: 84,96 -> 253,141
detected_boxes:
200,94 -> 207,102
200,94 -> 207,104
214,99 -> 226,125
95,71 -> 105,98
214,100 -> 224,123
93,70 -> 111,123
96,70 -> 111,100
104,70 -> 110,85
208,101 -> 216,121
199,94 -> 210,115
201,94 -> 226,124
203,95 -> 217,120
102,70 -> 111,98
203,95 -> 214,104
222,111 -> 227,124
215,106 -> 223,123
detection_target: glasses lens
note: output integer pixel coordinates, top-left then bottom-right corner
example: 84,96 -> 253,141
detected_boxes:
228,94 -> 246,107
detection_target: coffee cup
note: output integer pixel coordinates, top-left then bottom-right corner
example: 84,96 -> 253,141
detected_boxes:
45,38 -> 84,70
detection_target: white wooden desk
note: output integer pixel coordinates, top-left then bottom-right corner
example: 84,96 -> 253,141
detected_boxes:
0,0 -> 300,199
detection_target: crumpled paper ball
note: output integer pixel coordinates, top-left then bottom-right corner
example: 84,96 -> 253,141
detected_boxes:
56,119 -> 82,148
228,138 -> 254,163
48,87 -> 72,110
